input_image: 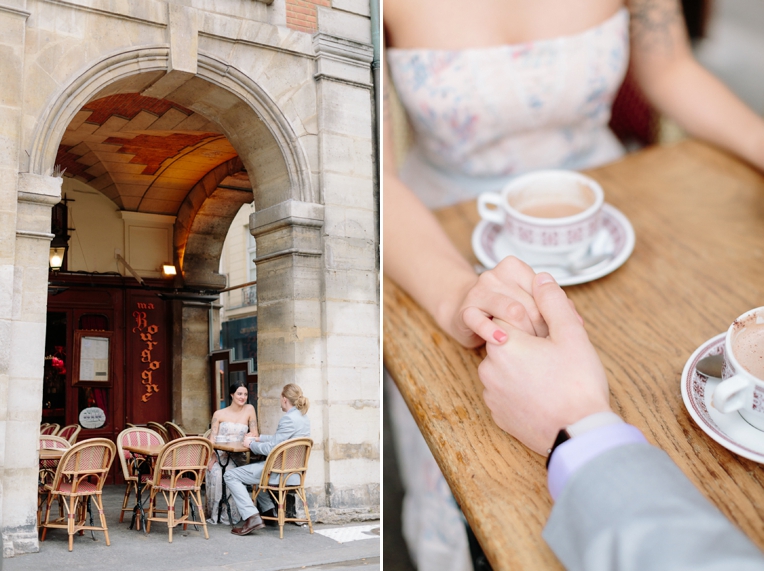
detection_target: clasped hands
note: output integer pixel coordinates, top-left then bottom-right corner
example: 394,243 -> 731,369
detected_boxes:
242,432 -> 259,446
466,257 -> 612,455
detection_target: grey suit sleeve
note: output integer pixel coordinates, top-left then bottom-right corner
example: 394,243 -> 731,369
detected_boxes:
543,443 -> 764,571
248,414 -> 296,456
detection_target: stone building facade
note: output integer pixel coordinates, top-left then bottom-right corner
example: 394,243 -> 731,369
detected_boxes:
0,0 -> 379,557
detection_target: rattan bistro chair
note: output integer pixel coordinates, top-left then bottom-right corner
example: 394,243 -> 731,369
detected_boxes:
39,436 -> 71,478
116,427 -> 165,523
145,436 -> 212,543
40,438 -> 117,551
164,421 -> 186,441
38,436 -> 71,527
40,423 -> 60,436
250,437 -> 314,539
58,424 -> 81,444
147,421 -> 170,443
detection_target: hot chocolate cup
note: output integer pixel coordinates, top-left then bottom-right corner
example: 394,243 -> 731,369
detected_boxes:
713,307 -> 764,430
476,170 -> 604,266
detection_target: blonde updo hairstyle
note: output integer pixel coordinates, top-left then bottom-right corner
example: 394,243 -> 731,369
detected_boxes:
282,383 -> 309,414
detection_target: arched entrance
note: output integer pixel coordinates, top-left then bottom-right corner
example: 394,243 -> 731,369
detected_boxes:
28,47 -> 323,434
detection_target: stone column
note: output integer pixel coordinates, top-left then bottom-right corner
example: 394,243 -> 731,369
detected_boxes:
249,199 -> 326,499
2,174 -> 62,557
0,4 -> 42,557
313,34 -> 380,516
170,299 -> 213,434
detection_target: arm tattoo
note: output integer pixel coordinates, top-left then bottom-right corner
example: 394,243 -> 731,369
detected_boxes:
210,417 -> 219,441
249,417 -> 259,437
629,0 -> 684,55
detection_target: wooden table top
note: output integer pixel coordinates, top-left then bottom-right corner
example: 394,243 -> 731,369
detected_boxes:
39,448 -> 65,460
383,139 -> 764,570
122,443 -> 163,457
213,441 -> 251,453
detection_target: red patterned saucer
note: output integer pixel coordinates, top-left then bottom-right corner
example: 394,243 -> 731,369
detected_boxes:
681,333 -> 764,462
471,203 -> 635,287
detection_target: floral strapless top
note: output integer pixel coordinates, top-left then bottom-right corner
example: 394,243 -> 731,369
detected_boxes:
387,8 -> 630,208
214,421 -> 248,443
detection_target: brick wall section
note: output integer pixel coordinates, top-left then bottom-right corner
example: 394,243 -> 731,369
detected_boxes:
286,0 -> 330,33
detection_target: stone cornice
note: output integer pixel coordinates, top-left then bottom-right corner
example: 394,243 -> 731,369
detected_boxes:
0,4 -> 31,18
17,174 -> 62,206
312,33 -> 373,65
313,73 -> 372,90
198,31 -> 314,60
254,246 -> 323,263
250,199 -> 324,237
312,32 -> 373,88
40,0 -> 167,28
16,230 -> 55,240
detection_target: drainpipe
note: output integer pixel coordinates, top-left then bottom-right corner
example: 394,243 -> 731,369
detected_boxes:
370,0 -> 381,261
370,0 -> 380,123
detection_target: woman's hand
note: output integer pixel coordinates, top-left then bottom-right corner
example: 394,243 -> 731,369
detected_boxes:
478,273 -> 611,454
447,256 -> 549,348
207,458 -> 217,471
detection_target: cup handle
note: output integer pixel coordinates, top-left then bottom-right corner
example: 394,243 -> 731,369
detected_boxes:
712,374 -> 751,414
477,193 -> 505,225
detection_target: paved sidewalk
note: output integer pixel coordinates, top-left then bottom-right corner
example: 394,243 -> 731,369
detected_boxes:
5,485 -> 379,571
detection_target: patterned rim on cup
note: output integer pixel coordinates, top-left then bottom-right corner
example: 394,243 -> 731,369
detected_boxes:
482,205 -> 627,257
474,203 -> 634,287
681,333 -> 764,463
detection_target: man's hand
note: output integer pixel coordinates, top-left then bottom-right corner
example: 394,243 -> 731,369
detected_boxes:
478,273 -> 611,454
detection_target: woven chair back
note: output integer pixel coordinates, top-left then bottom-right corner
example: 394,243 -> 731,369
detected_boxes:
39,436 -> 71,473
58,424 -> 81,444
146,421 -> 170,443
52,438 -> 116,493
259,437 -> 313,488
116,427 -> 164,481
152,437 -> 212,489
40,435 -> 71,450
164,421 -> 186,441
40,423 -> 60,436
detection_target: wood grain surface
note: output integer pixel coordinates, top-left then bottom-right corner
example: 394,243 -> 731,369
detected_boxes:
122,443 -> 162,457
383,140 -> 764,570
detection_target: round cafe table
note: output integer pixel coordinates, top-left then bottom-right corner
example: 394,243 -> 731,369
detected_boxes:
212,441 -> 251,525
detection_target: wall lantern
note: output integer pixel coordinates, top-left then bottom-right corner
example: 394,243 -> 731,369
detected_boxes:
49,197 -> 71,272
162,264 -> 177,277
49,247 -> 66,271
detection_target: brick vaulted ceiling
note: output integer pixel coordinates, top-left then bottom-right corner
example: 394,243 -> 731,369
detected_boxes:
56,93 -> 251,214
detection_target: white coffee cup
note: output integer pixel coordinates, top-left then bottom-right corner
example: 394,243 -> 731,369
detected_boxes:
713,307 -> 764,430
477,170 -> 604,265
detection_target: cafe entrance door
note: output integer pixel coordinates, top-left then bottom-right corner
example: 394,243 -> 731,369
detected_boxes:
44,276 -> 172,482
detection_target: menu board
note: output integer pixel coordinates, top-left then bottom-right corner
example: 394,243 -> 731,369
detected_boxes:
79,336 -> 109,381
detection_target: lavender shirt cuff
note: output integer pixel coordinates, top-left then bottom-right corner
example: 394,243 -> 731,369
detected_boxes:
547,423 -> 647,500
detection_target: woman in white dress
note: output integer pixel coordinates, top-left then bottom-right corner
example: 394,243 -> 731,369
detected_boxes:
205,381 -> 258,524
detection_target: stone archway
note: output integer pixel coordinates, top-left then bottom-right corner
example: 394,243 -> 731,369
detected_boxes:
23,48 -> 327,436
28,47 -> 314,207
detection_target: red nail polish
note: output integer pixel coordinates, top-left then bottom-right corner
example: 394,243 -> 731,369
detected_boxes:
493,330 -> 507,343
